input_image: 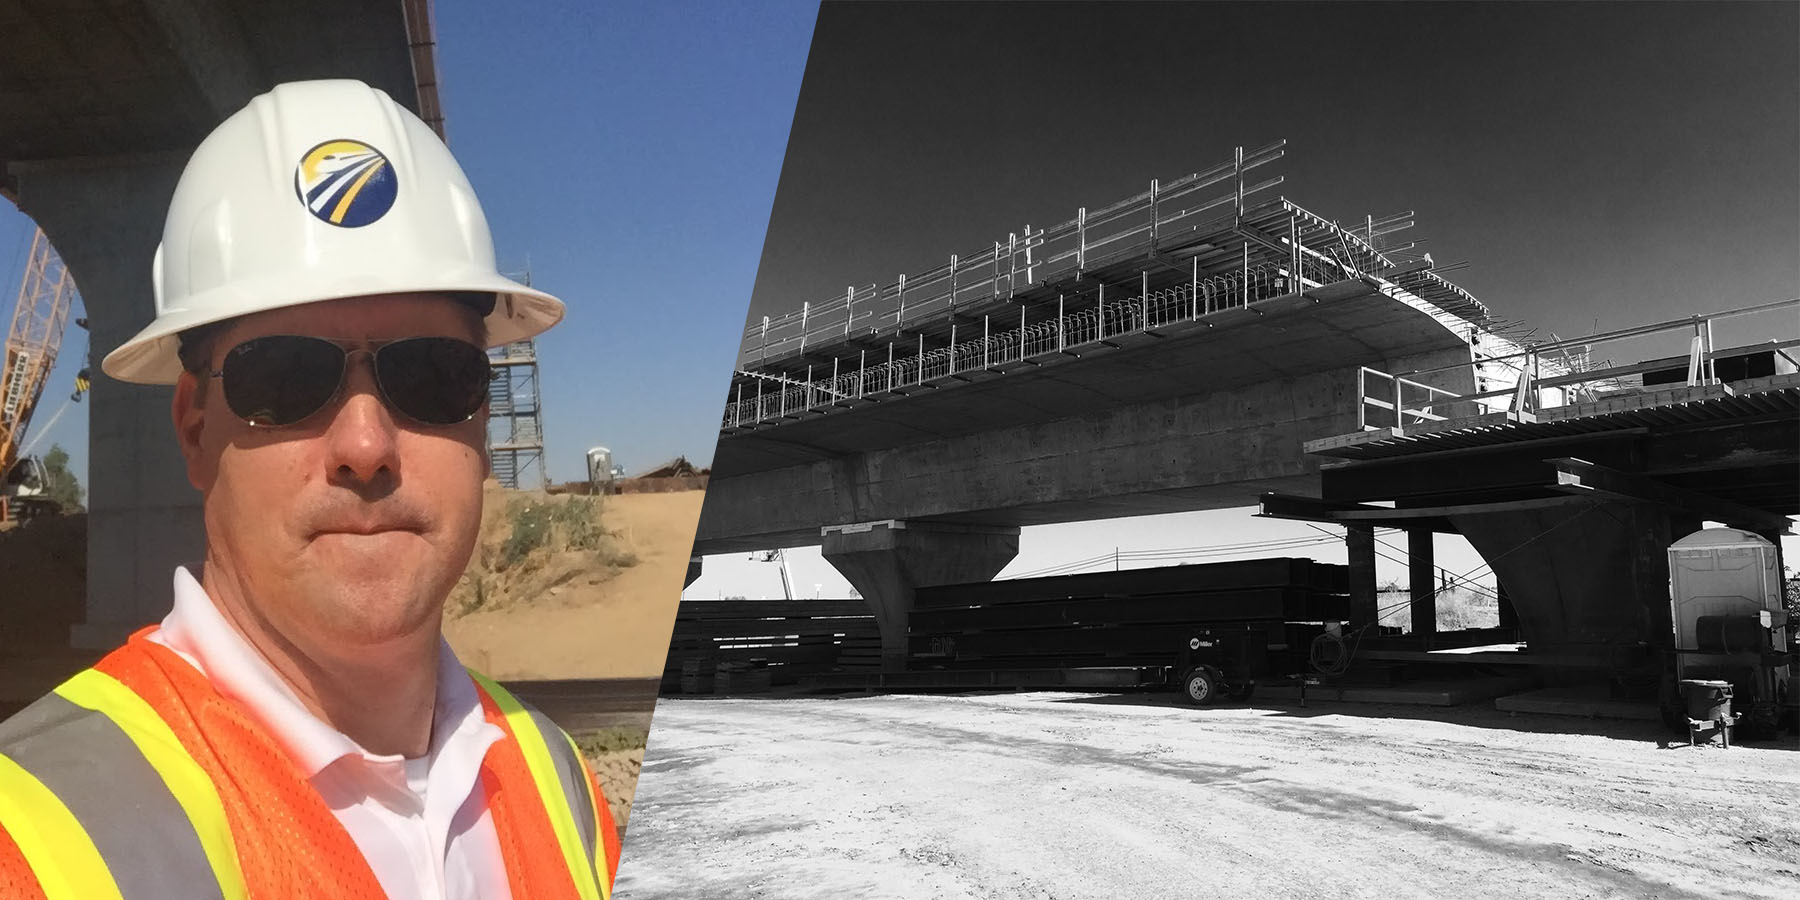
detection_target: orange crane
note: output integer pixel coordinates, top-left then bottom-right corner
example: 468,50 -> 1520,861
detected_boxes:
1,228 -> 78,520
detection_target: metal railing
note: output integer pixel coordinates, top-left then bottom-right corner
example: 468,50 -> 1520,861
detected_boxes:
723,260 -> 1349,429
735,141 -> 1429,366
1355,369 -> 1462,430
1353,297 -> 1800,431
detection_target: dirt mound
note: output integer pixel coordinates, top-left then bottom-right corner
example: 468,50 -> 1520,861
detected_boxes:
445,482 -> 640,619
442,485 -> 702,680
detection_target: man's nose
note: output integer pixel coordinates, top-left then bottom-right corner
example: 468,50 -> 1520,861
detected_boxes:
322,354 -> 401,490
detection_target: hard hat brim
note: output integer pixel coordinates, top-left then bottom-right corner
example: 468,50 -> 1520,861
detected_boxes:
100,272 -> 565,385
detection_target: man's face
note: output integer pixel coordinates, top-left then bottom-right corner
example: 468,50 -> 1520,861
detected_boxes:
172,293 -> 488,651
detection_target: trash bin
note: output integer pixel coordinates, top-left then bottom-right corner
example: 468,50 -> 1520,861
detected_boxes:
1679,679 -> 1735,747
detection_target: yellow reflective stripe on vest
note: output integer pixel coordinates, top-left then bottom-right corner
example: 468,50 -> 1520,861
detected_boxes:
469,671 -> 605,900
560,728 -> 613,893
0,752 -> 125,900
52,670 -> 249,900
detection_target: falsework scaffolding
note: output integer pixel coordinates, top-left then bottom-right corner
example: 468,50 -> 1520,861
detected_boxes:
721,140 -> 1530,432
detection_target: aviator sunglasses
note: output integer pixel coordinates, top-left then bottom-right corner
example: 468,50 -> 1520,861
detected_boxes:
212,335 -> 492,427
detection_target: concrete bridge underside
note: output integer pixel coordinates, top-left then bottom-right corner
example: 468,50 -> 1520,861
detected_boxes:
700,281 -> 1473,553
3,0 -> 430,646
698,283 -> 1479,666
1292,379 -> 1800,671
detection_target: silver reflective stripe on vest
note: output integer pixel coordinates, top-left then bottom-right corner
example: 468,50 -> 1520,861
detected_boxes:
0,694 -> 227,900
525,707 -> 598,873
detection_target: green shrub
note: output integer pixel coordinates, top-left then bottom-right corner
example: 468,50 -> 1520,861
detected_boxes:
499,499 -> 553,569
552,496 -> 600,550
476,494 -> 637,604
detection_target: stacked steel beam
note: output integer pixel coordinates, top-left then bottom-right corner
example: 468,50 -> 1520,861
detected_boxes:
662,599 -> 880,693
909,558 -> 1349,671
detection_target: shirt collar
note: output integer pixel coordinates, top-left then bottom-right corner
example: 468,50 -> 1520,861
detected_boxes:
150,565 -> 497,778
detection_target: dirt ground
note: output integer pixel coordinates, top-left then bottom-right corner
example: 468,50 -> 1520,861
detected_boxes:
589,750 -> 644,827
618,692 -> 1800,900
443,488 -> 700,680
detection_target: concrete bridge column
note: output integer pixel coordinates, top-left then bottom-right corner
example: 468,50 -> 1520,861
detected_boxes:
1408,528 -> 1436,636
13,159 -> 199,649
822,520 -> 1020,671
1346,524 -> 1379,629
685,556 -> 703,589
1451,498 -> 1674,677
1496,580 -> 1519,632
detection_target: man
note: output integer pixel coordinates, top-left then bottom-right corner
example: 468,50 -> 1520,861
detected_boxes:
0,80 -> 618,899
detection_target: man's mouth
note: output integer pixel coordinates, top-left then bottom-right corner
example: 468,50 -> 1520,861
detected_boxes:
309,519 -> 426,538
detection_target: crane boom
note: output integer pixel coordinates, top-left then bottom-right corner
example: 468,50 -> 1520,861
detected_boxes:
1,228 -> 77,473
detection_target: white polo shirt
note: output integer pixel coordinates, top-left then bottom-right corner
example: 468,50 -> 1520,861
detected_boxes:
146,566 -> 514,900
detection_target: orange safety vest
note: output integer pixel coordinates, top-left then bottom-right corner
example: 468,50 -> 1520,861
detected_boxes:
0,630 -> 621,899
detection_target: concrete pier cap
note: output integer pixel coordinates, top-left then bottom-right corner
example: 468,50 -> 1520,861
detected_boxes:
821,520 -> 1020,670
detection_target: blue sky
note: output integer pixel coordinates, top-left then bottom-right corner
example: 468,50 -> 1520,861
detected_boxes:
1,1 -> 818,485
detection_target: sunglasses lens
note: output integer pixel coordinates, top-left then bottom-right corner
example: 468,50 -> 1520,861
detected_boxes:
220,336 -> 344,426
376,338 -> 491,425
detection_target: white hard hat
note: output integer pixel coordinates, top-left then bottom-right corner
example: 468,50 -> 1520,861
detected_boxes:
102,79 -> 564,384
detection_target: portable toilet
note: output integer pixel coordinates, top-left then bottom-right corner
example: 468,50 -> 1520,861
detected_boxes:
1669,527 -> 1783,652
586,447 -> 615,491
1667,527 -> 1791,731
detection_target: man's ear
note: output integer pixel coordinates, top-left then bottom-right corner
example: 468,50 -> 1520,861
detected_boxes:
171,371 -> 211,491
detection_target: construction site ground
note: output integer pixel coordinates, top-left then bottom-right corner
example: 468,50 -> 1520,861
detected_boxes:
619,690 -> 1800,900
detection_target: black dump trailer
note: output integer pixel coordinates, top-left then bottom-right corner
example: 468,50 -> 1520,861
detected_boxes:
909,557 -> 1350,703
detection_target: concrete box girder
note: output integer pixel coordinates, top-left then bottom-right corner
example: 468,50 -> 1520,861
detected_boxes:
717,286 -> 1472,478
700,365 -> 1366,554
698,291 -> 1478,555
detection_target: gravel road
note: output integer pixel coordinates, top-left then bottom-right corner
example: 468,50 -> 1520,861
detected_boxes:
618,691 -> 1800,900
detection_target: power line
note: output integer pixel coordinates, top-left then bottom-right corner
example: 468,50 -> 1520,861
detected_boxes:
1000,533 -> 1343,580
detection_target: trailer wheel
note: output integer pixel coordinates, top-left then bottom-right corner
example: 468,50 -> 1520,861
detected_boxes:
1179,667 -> 1220,706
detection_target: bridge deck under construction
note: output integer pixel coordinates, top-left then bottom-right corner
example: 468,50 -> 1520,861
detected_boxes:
723,142 -> 1527,436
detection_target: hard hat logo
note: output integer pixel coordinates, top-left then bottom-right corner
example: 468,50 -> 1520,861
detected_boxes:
294,139 -> 398,227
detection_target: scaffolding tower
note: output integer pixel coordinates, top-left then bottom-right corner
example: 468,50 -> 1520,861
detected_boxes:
487,339 -> 545,490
